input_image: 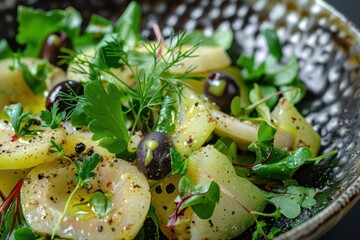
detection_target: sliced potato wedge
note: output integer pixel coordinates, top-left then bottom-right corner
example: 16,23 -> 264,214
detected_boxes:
171,88 -> 217,156
21,157 -> 151,240
151,145 -> 266,239
0,120 -> 66,169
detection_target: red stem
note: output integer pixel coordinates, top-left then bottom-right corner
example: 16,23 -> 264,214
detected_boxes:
0,178 -> 24,214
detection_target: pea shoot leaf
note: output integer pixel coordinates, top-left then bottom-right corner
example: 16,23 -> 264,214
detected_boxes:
263,29 -> 283,61
168,175 -> 220,226
83,81 -> 129,154
214,137 -> 238,163
252,147 -> 312,180
263,185 -> 317,219
74,191 -> 112,218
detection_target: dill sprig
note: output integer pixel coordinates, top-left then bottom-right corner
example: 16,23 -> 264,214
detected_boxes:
68,31 -> 200,137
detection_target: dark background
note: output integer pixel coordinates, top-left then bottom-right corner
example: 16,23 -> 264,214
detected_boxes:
321,1 -> 360,239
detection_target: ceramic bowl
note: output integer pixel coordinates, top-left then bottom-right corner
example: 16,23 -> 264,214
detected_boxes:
1,0 -> 359,239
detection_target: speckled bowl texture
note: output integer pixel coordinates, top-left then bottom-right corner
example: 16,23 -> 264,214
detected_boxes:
1,0 -> 359,239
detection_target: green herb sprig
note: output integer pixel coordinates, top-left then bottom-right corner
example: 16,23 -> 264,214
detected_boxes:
4,103 -> 41,139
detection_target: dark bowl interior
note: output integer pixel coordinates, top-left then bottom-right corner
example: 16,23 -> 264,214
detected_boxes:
1,0 -> 360,239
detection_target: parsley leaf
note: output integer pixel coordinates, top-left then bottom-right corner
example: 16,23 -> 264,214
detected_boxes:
83,81 -> 129,154
4,103 -> 41,138
52,153 -> 100,238
73,153 -> 101,186
39,101 -> 66,129
49,139 -> 65,159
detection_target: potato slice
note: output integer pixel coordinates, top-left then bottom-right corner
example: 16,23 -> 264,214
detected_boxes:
62,123 -> 115,157
0,58 -> 66,113
151,145 -> 266,239
0,120 -> 66,169
271,98 -> 321,157
21,157 -> 151,240
171,88 -> 217,156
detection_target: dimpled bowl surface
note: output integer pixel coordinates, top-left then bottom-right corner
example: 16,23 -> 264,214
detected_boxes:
1,0 -> 360,239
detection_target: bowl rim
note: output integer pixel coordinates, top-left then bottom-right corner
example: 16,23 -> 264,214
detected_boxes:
277,0 -> 360,239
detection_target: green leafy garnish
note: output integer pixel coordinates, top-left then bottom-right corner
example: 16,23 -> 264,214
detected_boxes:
0,39 -> 13,60
4,103 -> 41,138
263,185 -> 317,219
39,101 -> 66,129
83,81 -> 129,154
168,176 -> 220,227
49,139 -> 65,159
74,191 -> 112,218
9,55 -> 52,95
184,27 -> 233,50
263,29 -> 283,61
52,153 -> 100,239
170,147 -> 189,176
16,6 -> 82,56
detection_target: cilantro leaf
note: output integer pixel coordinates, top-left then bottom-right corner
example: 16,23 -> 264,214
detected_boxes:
83,81 -> 129,154
40,101 -> 66,129
4,103 -> 41,137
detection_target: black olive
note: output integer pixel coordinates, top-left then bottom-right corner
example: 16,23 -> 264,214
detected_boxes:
136,131 -> 174,180
40,32 -> 73,70
204,71 -> 240,114
46,80 -> 84,114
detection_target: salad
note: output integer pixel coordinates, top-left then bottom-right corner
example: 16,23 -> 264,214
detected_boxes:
0,2 -> 338,240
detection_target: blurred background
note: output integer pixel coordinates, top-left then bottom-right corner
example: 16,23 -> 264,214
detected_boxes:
322,1 -> 360,239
